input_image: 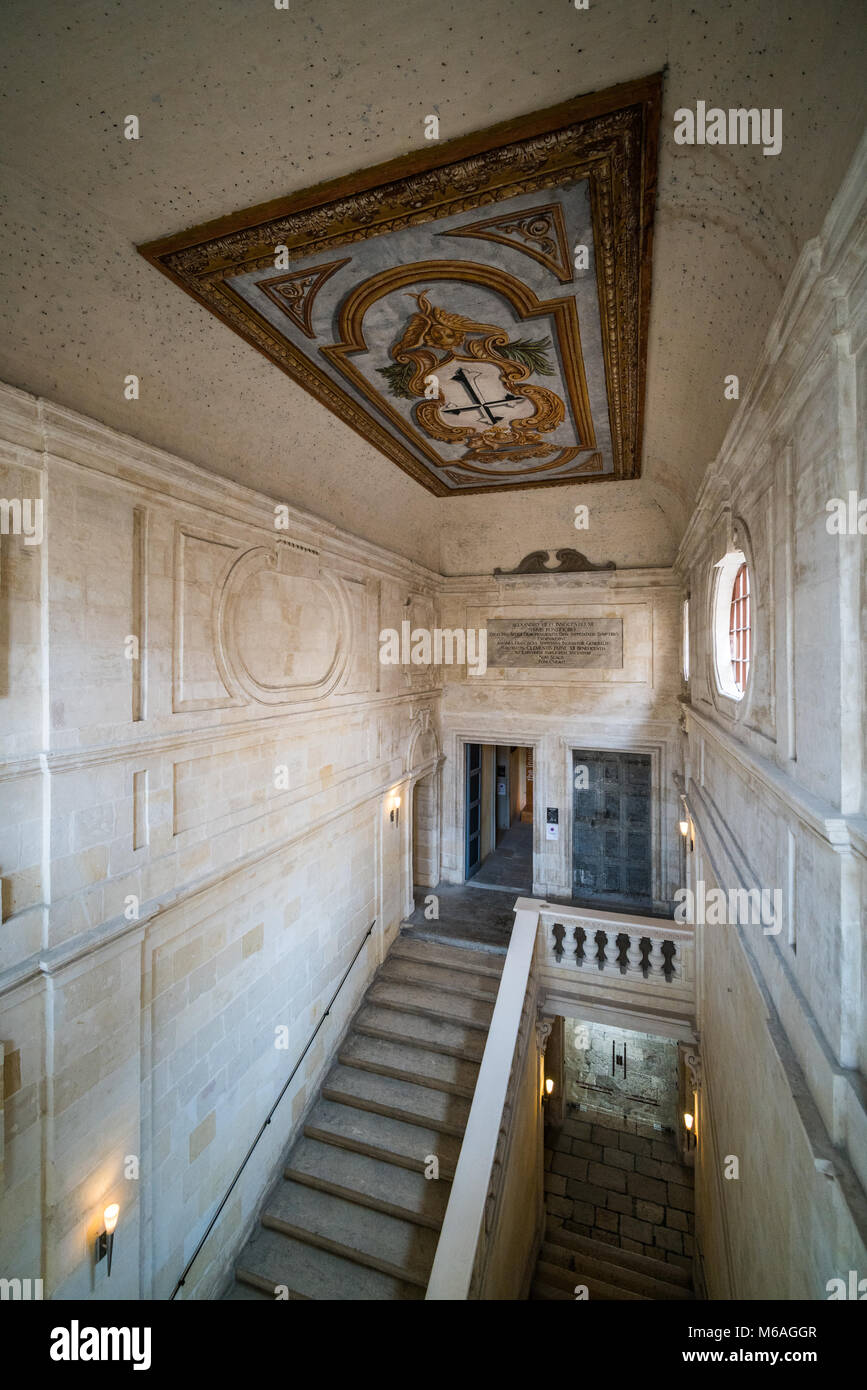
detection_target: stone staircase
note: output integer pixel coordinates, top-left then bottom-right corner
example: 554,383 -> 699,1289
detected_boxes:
531,1105 -> 696,1301
224,935 -> 505,1300
531,1224 -> 694,1300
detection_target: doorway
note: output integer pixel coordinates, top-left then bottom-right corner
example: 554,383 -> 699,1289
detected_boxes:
572,749 -> 652,909
465,742 -> 533,890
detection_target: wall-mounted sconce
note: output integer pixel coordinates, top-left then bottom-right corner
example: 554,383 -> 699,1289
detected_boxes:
545,1077 -> 554,1096
679,818 -> 689,837
389,796 -> 401,826
683,1111 -> 696,1150
96,1203 -> 119,1276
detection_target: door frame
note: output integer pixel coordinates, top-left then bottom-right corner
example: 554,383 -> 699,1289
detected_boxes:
562,736 -> 666,912
454,733 -> 542,887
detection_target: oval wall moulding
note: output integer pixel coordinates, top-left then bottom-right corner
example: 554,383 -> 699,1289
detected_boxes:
214,545 -> 351,704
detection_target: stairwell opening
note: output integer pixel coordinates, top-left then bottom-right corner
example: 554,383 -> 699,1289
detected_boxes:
535,1016 -> 696,1299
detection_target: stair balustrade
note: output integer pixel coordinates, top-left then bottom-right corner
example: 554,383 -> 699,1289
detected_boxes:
418,900 -> 697,1299
549,919 -> 682,981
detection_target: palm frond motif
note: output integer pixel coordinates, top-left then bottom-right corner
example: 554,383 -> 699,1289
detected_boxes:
376,361 -> 415,399
498,336 -> 555,376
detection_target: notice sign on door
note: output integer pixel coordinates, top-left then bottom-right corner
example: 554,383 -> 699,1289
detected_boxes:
486,617 -> 623,669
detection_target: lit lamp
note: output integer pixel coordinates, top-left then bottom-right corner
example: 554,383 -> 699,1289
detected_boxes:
679,819 -> 689,837
96,1203 -> 119,1277
683,1111 -> 696,1151
390,796 -> 401,826
545,1078 -> 554,1096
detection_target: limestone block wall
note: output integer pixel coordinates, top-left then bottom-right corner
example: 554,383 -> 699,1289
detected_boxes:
0,383 -> 442,1299
438,568 -> 685,910
677,135 -> 867,1297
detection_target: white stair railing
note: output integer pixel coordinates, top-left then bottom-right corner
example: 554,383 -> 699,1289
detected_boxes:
425,906 -> 543,1300
427,899 -> 696,1298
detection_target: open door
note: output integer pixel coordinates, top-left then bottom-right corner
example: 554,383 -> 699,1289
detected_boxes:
465,742 -> 482,879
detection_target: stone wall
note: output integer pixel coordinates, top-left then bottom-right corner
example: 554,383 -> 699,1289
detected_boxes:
0,383 -> 442,1298
545,1105 -> 695,1274
438,568 -> 685,909
676,133 -> 867,1298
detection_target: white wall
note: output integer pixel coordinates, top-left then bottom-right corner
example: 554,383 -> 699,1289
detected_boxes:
0,384 -> 442,1298
439,569 -> 684,910
677,134 -> 867,1298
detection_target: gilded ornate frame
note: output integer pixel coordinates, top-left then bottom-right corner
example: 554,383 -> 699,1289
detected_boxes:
139,75 -> 661,496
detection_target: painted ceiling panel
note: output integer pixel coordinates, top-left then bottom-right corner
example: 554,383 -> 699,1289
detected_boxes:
140,77 -> 660,495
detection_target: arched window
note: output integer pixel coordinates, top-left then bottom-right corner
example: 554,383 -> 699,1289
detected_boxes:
712,550 -> 751,702
728,562 -> 750,695
682,598 -> 690,682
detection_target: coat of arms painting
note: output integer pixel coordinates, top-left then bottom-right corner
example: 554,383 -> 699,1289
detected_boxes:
140,77 -> 660,494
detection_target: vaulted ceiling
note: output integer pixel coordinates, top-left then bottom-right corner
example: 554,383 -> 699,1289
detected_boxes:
0,0 -> 864,573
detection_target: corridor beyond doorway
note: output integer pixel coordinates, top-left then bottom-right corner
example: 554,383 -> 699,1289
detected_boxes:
465,742 -> 533,888
472,819 -> 532,891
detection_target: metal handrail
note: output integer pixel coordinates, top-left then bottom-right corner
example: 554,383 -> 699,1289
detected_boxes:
170,918 -> 376,1299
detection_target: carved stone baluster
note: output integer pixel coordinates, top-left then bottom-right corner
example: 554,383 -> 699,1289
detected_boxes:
638,936 -> 652,978
615,932 -> 631,975
594,929 -> 609,972
573,925 -> 586,966
551,922 -> 565,959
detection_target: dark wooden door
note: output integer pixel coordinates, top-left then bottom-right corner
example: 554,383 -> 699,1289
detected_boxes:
572,750 -> 652,906
465,743 -> 482,879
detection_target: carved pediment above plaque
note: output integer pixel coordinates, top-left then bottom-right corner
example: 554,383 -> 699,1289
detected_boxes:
494,548 -> 615,575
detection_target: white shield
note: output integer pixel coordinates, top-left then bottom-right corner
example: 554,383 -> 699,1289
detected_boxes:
434,359 -> 534,434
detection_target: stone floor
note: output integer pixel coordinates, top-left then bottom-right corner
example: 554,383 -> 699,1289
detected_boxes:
543,1103 -> 695,1274
401,882 -> 517,951
472,820 -> 533,891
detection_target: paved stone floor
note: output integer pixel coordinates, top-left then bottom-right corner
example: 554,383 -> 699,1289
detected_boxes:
472,819 -> 533,891
401,881 -> 517,952
544,1103 -> 695,1273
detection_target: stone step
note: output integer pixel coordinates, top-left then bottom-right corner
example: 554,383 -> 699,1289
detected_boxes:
323,1063 -> 471,1136
379,956 -> 500,1002
235,1227 -> 424,1300
549,1224 -> 692,1288
535,1258 -> 648,1301
367,979 -> 493,1029
262,1180 -> 440,1287
304,1098 -> 462,1178
222,1281 -> 275,1300
339,1032 -> 479,1098
352,1003 -> 487,1062
284,1135 -> 450,1228
541,1239 -> 692,1300
530,1278 -> 575,1301
393,936 -> 505,980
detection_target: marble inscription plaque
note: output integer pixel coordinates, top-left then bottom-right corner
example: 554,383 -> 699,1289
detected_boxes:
486,617 -> 623,669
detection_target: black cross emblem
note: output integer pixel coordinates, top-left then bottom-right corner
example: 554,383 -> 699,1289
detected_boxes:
440,367 -> 522,425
